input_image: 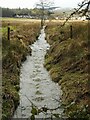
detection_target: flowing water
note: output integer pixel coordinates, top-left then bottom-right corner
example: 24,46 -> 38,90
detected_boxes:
13,26 -> 63,119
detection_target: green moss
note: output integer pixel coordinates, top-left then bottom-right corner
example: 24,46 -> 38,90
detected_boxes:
2,100 -> 14,119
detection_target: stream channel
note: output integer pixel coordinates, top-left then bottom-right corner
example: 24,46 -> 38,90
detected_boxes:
13,26 -> 63,119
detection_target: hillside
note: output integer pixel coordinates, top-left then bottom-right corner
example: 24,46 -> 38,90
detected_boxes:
45,20 -> 90,119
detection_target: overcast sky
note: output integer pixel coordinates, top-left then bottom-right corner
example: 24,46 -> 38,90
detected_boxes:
0,0 -> 83,9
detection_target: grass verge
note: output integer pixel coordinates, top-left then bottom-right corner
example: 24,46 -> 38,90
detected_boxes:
45,20 -> 90,119
2,19 -> 40,119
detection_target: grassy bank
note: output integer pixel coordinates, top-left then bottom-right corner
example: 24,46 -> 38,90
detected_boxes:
45,20 -> 90,119
2,19 -> 40,119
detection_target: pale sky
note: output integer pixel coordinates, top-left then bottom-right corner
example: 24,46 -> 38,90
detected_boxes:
0,0 -> 83,9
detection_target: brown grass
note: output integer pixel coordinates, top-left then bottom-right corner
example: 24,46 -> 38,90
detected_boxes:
2,19 -> 41,119
45,21 -> 89,119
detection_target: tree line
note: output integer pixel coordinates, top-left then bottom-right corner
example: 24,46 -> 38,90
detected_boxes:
0,0 -> 89,20
0,7 -> 45,18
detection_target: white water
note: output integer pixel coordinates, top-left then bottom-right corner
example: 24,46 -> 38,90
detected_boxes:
13,26 -> 63,119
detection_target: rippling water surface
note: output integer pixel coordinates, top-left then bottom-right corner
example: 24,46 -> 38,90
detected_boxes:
14,27 -> 63,119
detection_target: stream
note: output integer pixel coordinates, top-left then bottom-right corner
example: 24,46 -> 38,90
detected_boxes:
13,26 -> 63,119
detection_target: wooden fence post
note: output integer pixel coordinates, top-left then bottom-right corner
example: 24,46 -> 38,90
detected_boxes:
7,26 -> 10,41
70,25 -> 73,39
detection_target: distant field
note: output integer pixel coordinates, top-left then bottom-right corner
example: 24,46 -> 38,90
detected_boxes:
1,17 -> 41,23
1,17 -> 88,24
